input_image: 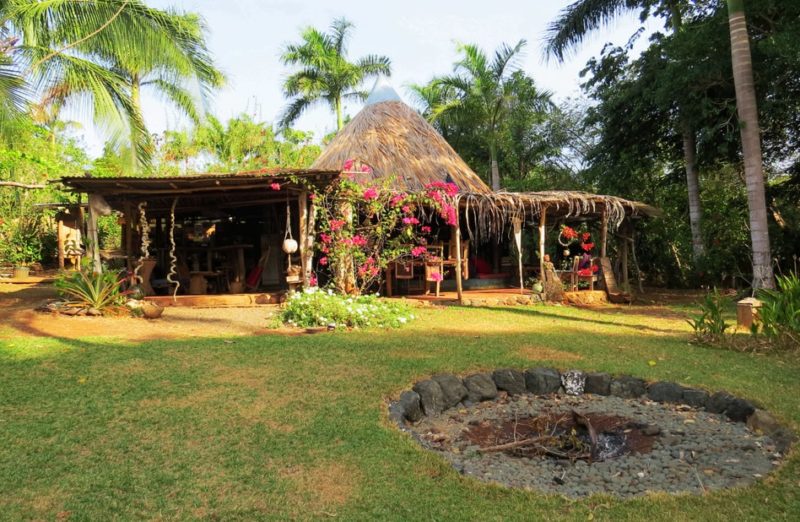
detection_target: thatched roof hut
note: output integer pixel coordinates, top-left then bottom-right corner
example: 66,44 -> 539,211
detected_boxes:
311,82 -> 491,194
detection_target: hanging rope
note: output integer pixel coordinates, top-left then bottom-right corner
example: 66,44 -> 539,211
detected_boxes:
133,202 -> 150,286
166,197 -> 180,301
283,197 -> 296,270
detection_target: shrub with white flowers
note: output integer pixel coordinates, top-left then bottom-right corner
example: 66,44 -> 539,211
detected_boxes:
279,287 -> 415,329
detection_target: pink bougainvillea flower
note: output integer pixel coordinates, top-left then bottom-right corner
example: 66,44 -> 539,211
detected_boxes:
309,274 -> 318,286
343,158 -> 355,171
401,205 -> 411,214
361,164 -> 373,174
429,272 -> 443,282
309,193 -> 317,201
402,217 -> 420,225
270,183 -> 281,191
319,233 -> 332,243
352,235 -> 367,247
329,219 -> 345,231
390,194 -> 406,207
319,257 -> 328,266
411,246 -> 427,257
581,242 -> 595,252
421,226 -> 431,233
363,187 -> 378,200
582,232 -> 591,242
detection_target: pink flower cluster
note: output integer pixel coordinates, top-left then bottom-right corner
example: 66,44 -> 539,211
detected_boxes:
402,216 -> 419,225
270,182 -> 281,191
426,181 -> 459,197
329,219 -> 345,231
390,193 -> 407,207
343,158 -> 373,174
363,187 -> 378,201
357,256 -> 380,278
429,272 -> 443,282
411,246 -> 427,257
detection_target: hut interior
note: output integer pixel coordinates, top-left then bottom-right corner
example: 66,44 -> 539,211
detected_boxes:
60,169 -> 338,305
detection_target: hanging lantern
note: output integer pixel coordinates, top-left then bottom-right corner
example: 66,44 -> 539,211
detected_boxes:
283,238 -> 298,254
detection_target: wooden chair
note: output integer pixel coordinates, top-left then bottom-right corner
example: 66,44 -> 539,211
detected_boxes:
424,246 -> 444,296
446,239 -> 470,280
570,256 -> 600,291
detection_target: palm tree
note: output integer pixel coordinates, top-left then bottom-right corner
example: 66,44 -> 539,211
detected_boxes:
430,40 -> 527,190
280,17 -> 391,131
545,0 -> 707,261
1,0 -> 221,171
726,0 -> 774,289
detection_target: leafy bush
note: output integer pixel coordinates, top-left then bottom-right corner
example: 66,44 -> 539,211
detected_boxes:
687,289 -> 730,344
279,287 -> 415,329
756,274 -> 800,350
55,269 -> 126,312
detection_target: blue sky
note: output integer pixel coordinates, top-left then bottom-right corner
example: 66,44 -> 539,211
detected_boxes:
71,0 -> 661,155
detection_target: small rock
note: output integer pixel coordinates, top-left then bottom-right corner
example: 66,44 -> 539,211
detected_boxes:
561,370 -> 586,396
647,381 -> 684,403
746,409 -> 781,435
524,367 -> 561,395
681,388 -> 709,409
643,425 -> 661,436
432,374 -> 468,408
707,391 -> 755,422
610,376 -> 646,398
492,368 -> 527,395
399,390 -> 422,422
412,380 -> 446,416
584,372 -> 611,395
464,373 -> 498,402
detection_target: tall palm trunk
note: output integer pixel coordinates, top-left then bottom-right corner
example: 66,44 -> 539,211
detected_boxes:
726,0 -> 775,289
489,141 -> 500,191
335,97 -> 343,131
130,74 -> 142,174
669,6 -> 705,261
682,124 -> 705,259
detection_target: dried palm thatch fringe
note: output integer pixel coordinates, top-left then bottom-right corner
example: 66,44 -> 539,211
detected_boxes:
455,191 -> 661,243
311,101 -> 492,194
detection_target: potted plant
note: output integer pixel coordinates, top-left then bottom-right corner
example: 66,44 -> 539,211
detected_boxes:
10,242 -> 40,279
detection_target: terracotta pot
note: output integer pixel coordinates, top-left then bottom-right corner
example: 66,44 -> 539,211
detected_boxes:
141,301 -> 164,319
12,266 -> 30,279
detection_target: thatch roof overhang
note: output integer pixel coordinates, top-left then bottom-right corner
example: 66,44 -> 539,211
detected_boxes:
448,190 -> 660,241
311,100 -> 492,194
57,168 -> 340,217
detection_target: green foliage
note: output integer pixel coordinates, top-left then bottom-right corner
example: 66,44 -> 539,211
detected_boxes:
55,268 -> 126,312
280,17 -> 391,130
687,289 -> 731,344
279,288 -> 414,329
756,274 -> 800,350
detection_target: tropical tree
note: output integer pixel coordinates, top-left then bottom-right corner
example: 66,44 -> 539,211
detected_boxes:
545,0 -> 707,261
725,0 -> 774,289
427,40 -> 528,190
0,0 -> 221,171
279,17 -> 391,131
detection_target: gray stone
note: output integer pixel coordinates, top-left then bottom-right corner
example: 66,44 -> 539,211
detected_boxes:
707,392 -> 755,422
681,388 -> 709,408
432,374 -> 468,409
609,376 -> 646,398
388,402 -> 404,424
412,379 -> 446,416
647,381 -> 684,403
524,367 -> 561,395
643,425 -> 662,436
492,368 -> 527,395
464,373 -> 498,402
746,409 -> 780,435
561,370 -> 586,395
399,390 -> 422,422
584,372 -> 611,395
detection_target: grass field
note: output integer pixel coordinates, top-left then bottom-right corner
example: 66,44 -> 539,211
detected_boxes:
1,303 -> 798,521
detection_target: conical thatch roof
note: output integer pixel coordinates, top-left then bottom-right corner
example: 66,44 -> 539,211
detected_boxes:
311,97 -> 492,194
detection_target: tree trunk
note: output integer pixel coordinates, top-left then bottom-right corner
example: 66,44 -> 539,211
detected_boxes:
727,0 -> 775,290
490,144 -> 500,191
335,97 -> 343,131
682,125 -> 705,259
130,75 -> 142,174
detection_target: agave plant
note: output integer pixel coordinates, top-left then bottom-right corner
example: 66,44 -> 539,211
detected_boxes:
55,269 -> 126,313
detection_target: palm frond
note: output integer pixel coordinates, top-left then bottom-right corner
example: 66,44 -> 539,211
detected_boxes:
544,0 -> 638,62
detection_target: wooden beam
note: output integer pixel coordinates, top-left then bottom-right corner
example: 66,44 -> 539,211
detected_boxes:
0,181 -> 46,189
621,221 -> 630,292
538,208 -> 547,284
600,210 -> 608,258
453,223 -> 464,304
305,194 -> 316,285
298,191 -> 308,287
57,218 -> 65,270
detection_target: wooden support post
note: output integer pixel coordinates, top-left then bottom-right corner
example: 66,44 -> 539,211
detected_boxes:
538,208 -> 547,284
600,210 -> 608,258
57,218 -> 65,270
621,227 -> 630,292
305,195 -> 316,285
124,203 -> 133,271
453,223 -> 464,304
298,191 -> 308,287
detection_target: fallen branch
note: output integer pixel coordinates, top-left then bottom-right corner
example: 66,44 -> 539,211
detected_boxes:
478,435 -> 554,453
0,181 -> 46,189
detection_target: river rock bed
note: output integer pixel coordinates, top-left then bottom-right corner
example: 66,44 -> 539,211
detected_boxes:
389,369 -> 793,498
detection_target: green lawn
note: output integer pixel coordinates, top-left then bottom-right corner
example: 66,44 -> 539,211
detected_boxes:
1,304 -> 798,521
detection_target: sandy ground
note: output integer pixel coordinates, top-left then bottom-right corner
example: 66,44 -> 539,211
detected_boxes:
0,282 -> 283,341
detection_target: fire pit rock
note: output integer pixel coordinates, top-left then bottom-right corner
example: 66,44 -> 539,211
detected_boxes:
388,368 -> 793,498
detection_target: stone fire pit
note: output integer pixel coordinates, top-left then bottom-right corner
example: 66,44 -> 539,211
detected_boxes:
388,368 -> 793,498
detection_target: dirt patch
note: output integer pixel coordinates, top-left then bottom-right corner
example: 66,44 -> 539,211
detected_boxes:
280,461 -> 359,513
517,345 -> 583,362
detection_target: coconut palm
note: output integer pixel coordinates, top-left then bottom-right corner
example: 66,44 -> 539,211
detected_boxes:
0,0 -> 221,171
545,0 -> 707,261
429,40 -> 528,190
726,0 -> 774,289
279,17 -> 391,131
